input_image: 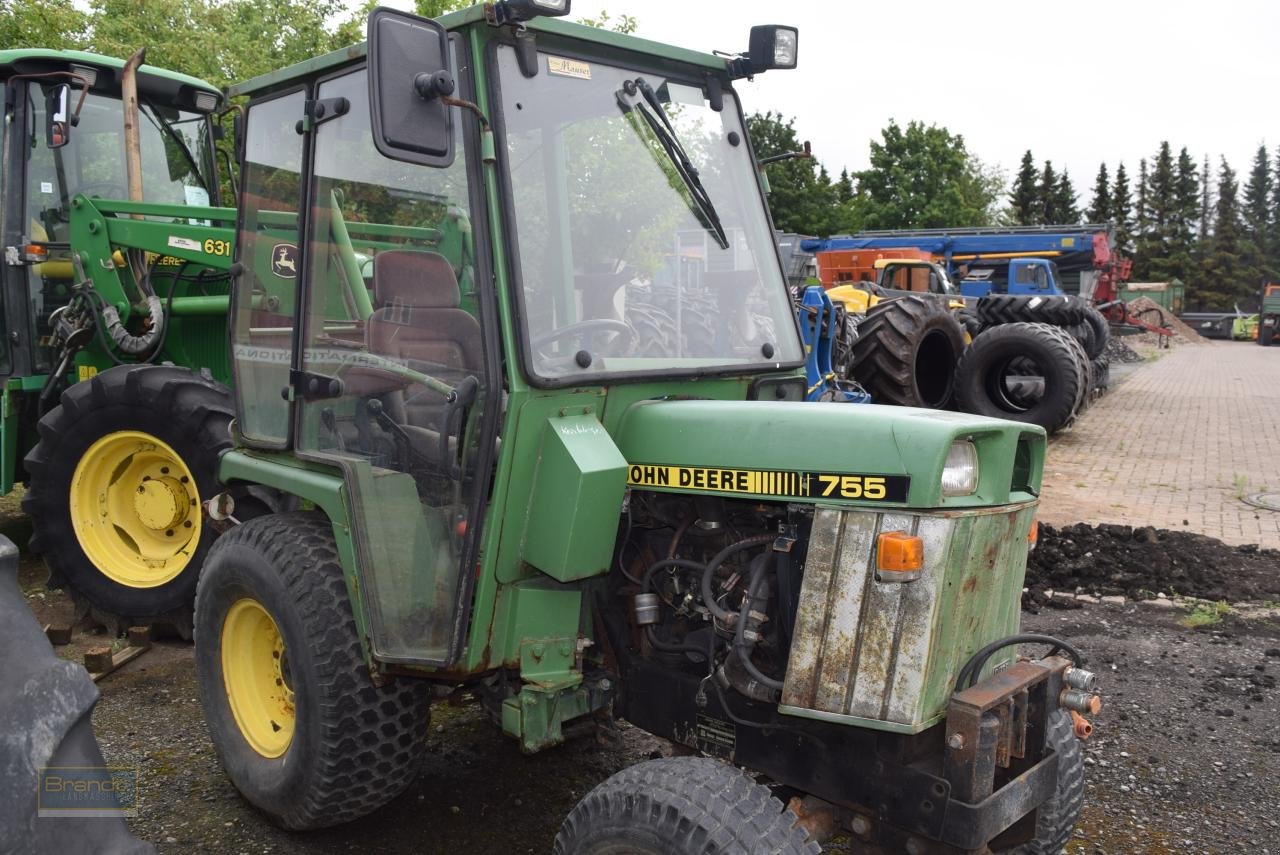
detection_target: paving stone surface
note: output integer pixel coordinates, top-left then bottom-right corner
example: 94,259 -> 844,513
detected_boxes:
1039,340 -> 1280,548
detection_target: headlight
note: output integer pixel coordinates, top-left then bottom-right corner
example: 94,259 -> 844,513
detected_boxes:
941,440 -> 979,496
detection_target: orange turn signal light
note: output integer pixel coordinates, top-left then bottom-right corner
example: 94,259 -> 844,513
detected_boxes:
876,531 -> 923,574
22,244 -> 48,263
1028,519 -> 1039,549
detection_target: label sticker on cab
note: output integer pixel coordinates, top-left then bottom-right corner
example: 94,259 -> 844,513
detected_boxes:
626,464 -> 909,502
547,56 -> 591,79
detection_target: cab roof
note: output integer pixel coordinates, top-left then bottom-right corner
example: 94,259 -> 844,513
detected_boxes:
0,49 -> 220,95
229,4 -> 729,99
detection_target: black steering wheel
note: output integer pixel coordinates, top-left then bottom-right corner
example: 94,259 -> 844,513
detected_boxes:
532,319 -> 638,360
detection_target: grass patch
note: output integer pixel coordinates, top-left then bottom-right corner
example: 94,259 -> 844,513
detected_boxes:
1180,600 -> 1231,628
1232,473 -> 1249,499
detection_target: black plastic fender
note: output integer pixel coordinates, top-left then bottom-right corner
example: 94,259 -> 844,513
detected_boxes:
0,535 -> 154,854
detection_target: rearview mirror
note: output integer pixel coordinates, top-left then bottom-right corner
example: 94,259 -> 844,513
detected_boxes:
367,7 -> 455,167
46,84 -> 71,149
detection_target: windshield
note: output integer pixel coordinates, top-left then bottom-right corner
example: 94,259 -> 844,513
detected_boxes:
22,82 -> 217,372
496,46 -> 802,382
24,83 -> 216,245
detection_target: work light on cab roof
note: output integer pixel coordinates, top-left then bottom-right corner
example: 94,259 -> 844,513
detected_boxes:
485,0 -> 572,26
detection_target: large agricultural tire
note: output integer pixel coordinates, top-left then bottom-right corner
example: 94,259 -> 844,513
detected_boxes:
975,294 -> 1088,328
1046,324 -> 1092,418
22,364 -> 234,636
849,295 -> 966,408
1002,710 -> 1085,854
553,756 -> 820,855
1081,307 -> 1110,359
1261,323 -> 1275,346
1090,356 -> 1111,395
1064,321 -> 1095,361
955,323 -> 1085,434
194,512 -> 431,830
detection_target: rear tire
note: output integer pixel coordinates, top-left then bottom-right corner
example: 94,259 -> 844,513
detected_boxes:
1260,323 -> 1275,346
849,295 -> 965,408
553,756 -> 819,855
194,512 -> 431,830
975,294 -> 1088,327
22,364 -> 233,635
956,323 -> 1084,434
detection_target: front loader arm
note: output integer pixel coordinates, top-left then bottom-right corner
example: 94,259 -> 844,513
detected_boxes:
67,194 -> 236,320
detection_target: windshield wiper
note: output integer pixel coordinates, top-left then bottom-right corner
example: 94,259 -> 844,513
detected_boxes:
140,101 -> 209,197
616,77 -> 729,250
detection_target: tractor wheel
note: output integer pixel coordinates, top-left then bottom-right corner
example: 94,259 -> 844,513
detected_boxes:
1002,710 -> 1085,854
553,756 -> 820,855
849,295 -> 966,408
1260,323 -> 1275,347
194,512 -> 431,830
975,294 -> 1088,328
955,323 -> 1085,434
1049,325 -> 1093,418
1082,306 -> 1110,359
22,364 -> 233,636
1064,321 -> 1095,361
1090,356 -> 1111,395
624,301 -> 679,357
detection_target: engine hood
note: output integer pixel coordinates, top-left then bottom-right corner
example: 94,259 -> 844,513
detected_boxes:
613,399 -> 1043,509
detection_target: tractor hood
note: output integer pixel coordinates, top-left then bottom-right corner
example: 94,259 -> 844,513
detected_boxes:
614,399 -> 1044,509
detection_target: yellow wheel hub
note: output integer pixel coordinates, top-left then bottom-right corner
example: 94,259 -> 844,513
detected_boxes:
70,430 -> 201,588
221,598 -> 295,758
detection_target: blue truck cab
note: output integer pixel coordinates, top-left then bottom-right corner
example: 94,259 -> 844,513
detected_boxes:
958,258 -> 1064,298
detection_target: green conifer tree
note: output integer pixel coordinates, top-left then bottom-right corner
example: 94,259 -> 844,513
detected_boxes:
1112,162 -> 1134,257
1037,160 -> 1058,225
1242,144 -> 1273,282
1197,158 -> 1246,310
1009,150 -> 1039,225
1087,163 -> 1111,223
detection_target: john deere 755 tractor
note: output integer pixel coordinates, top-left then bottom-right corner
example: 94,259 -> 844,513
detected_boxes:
0,49 -> 241,632
195,5 -> 1100,851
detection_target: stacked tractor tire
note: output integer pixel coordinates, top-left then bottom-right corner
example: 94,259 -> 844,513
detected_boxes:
845,293 -> 1110,436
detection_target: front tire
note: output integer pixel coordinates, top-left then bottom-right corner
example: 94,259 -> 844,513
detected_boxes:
554,757 -> 819,855
1006,709 -> 1085,854
22,364 -> 233,634
194,512 -> 431,830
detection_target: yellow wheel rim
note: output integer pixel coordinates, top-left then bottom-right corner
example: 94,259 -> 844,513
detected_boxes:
221,598 -> 295,758
69,430 -> 202,588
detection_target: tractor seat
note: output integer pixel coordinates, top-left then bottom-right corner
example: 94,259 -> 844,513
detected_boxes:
346,250 -> 482,430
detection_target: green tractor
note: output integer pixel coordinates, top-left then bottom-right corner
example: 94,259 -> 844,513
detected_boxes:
193,4 -> 1100,851
0,49 -> 241,633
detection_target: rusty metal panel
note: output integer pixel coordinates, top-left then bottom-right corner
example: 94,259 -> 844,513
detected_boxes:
781,503 -> 1037,732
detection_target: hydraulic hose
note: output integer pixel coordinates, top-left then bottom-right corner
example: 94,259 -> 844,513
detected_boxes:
731,552 -> 785,692
954,633 -> 1084,692
700,534 -> 775,623
100,295 -> 163,354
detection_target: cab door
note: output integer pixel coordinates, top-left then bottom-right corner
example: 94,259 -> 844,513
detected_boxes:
294,64 -> 496,667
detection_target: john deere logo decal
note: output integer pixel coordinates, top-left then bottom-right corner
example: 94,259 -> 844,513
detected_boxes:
271,243 -> 298,278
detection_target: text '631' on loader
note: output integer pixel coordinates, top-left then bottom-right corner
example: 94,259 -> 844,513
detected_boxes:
186,4 -> 1102,852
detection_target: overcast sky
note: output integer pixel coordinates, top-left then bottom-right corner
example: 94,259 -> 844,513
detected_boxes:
561,0 -> 1279,202
366,1 -> 1279,207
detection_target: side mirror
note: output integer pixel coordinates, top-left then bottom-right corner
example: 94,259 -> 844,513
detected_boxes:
46,84 -> 72,149
367,7 -> 454,167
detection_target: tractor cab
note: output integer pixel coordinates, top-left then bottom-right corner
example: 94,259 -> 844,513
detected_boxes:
224,6 -> 804,666
0,50 -> 223,379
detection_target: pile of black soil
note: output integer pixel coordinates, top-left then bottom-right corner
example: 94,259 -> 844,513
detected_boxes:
1025,523 -> 1280,605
